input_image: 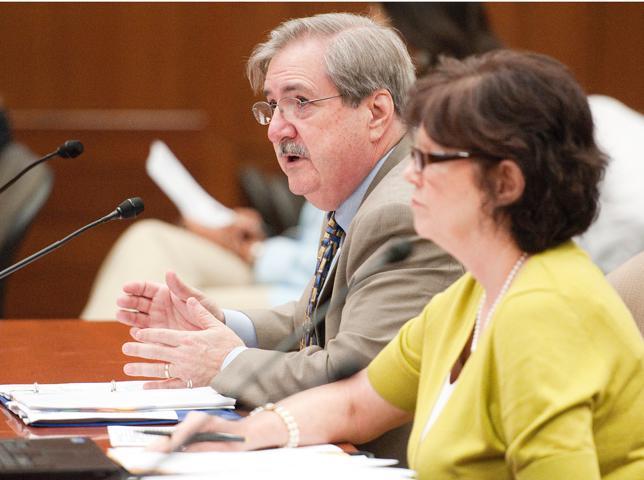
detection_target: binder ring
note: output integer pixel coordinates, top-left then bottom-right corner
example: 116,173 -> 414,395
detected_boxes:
164,363 -> 172,379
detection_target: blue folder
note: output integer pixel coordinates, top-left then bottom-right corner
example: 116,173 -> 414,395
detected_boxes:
0,396 -> 241,427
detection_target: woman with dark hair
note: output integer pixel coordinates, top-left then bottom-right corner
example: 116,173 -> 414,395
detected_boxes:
380,2 -> 644,274
152,50 -> 644,479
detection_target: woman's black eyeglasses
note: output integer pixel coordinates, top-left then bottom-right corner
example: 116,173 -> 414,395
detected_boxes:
410,147 -> 502,173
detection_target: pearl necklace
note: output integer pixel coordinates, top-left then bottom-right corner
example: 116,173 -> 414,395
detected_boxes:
471,253 -> 528,352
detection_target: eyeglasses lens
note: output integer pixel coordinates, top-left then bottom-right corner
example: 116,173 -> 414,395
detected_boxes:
253,98 -> 302,126
411,149 -> 425,172
252,103 -> 273,126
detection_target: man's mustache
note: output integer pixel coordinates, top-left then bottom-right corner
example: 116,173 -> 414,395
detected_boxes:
279,141 -> 309,158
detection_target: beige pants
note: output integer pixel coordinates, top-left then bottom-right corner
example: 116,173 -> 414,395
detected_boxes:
81,219 -> 271,320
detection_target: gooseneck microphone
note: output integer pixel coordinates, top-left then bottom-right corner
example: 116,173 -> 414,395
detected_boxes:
56,140 -> 84,159
0,140 -> 84,195
112,197 -> 145,220
0,197 -> 144,281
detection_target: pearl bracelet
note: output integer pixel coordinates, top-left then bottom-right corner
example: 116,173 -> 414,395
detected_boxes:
250,402 -> 300,448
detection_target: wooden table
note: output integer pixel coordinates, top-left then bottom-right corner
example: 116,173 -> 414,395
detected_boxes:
0,319 -> 133,449
0,319 -> 356,455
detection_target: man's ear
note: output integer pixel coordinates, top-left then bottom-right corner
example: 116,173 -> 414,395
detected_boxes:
494,160 -> 525,206
365,89 -> 395,142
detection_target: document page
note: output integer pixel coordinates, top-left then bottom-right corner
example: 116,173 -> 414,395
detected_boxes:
108,444 -> 415,479
0,380 -> 148,397
9,386 -> 234,411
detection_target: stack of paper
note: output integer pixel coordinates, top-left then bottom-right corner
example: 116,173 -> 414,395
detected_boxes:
108,444 -> 416,479
0,381 -> 235,427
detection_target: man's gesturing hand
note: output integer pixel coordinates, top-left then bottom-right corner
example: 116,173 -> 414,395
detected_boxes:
116,271 -> 223,331
122,298 -> 244,388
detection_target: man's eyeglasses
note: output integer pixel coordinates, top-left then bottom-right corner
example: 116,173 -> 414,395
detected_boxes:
252,95 -> 342,126
410,147 -> 502,173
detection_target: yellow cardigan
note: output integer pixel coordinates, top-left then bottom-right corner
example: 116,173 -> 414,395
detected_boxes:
368,242 -> 644,479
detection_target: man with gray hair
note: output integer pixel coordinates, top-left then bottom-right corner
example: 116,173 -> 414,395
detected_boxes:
116,13 -> 461,460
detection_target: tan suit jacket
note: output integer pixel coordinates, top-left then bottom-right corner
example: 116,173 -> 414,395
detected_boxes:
212,136 -> 464,460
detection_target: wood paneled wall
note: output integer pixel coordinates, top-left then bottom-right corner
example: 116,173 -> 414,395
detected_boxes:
0,2 -> 642,318
1,2 -> 366,318
487,2 -> 644,110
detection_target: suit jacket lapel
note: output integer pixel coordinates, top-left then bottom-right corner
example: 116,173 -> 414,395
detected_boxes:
361,134 -> 412,204
315,134 -> 412,309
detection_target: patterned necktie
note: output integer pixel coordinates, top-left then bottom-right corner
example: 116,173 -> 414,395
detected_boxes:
300,211 -> 345,349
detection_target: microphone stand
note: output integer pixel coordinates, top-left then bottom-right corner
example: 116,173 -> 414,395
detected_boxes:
0,198 -> 143,281
0,152 -> 57,195
0,215 -> 114,281
0,140 -> 83,195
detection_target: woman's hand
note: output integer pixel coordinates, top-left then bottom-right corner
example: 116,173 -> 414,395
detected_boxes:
147,412 -> 256,453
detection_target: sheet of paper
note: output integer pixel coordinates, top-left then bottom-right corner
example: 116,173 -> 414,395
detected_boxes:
137,469 -> 415,480
146,140 -> 235,228
9,386 -> 234,412
0,380 -> 148,398
108,445 -> 413,478
108,425 -> 176,447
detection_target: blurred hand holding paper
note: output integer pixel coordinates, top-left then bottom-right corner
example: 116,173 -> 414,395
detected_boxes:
146,140 -> 235,228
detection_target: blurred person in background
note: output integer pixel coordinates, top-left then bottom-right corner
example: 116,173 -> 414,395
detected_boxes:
575,95 -> 644,272
81,201 -> 324,318
378,2 -> 501,77
0,100 -> 10,151
0,98 -> 54,319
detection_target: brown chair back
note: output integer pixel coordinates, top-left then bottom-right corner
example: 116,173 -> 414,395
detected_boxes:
607,251 -> 644,337
0,142 -> 54,317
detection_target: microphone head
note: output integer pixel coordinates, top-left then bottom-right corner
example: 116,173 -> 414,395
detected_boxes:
115,197 -> 144,219
385,239 -> 413,264
58,140 -> 84,158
